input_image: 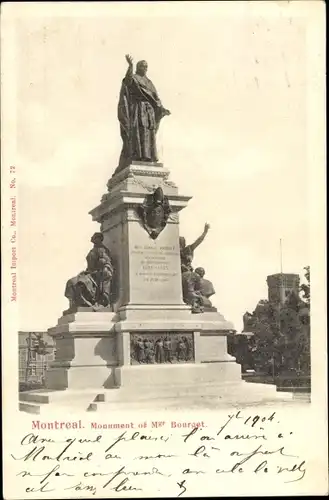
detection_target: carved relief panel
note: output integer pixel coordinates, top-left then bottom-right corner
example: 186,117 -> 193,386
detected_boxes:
130,332 -> 194,365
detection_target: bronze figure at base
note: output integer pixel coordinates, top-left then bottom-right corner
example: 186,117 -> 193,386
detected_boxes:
64,232 -> 114,314
179,224 -> 217,313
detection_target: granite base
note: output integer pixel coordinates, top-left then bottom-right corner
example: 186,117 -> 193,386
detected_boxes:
18,311 -> 293,413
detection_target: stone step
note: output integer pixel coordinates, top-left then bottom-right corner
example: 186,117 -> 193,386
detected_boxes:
242,381 -> 278,393
89,393 -> 297,413
19,387 -> 295,415
277,386 -> 311,393
19,389 -> 102,404
19,399 -> 96,415
95,381 -> 278,403
19,380 -> 294,414
19,380 -> 276,405
19,401 -> 41,414
292,392 -> 311,402
19,389 -> 105,414
96,383 -> 288,406
20,380 -> 280,402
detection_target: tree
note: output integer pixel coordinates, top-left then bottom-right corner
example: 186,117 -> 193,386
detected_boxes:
248,300 -> 281,374
244,267 -> 311,377
300,266 -> 310,304
298,266 -> 311,374
279,291 -> 305,371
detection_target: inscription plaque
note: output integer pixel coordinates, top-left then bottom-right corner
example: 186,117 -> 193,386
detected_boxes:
128,221 -> 184,305
131,244 -> 179,284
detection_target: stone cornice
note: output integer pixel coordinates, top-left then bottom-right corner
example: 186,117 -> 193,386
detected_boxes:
90,192 -> 191,223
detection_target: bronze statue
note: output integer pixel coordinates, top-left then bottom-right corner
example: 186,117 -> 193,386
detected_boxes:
180,223 -> 212,313
180,223 -> 210,272
135,337 -> 145,363
195,267 -> 216,311
185,336 -> 193,361
144,339 -> 154,364
64,232 -> 114,312
116,55 -> 171,173
155,338 -> 165,363
163,337 -> 172,363
181,270 -> 204,313
176,337 -> 188,361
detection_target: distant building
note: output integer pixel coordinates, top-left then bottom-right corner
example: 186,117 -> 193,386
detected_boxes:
266,273 -> 300,305
18,331 -> 55,385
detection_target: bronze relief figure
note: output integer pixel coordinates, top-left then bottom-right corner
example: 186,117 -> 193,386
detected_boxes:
138,186 -> 171,239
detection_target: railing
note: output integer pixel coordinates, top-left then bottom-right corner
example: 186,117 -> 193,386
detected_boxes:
19,345 -> 55,390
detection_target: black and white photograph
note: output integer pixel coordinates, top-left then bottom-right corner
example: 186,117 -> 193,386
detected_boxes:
2,2 -> 327,498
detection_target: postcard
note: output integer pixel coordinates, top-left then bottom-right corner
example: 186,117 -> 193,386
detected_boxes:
1,1 -> 327,498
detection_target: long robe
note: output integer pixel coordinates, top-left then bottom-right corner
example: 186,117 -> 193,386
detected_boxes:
155,340 -> 165,363
117,68 -> 167,171
65,244 -> 113,307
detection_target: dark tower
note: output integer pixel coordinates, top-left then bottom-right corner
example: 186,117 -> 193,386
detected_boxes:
266,273 -> 300,304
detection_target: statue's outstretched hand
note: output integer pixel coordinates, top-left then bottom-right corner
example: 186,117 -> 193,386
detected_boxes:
125,54 -> 133,66
204,223 -> 210,232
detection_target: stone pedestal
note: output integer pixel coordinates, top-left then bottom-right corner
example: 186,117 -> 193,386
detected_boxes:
44,311 -> 117,391
43,309 -> 238,388
89,162 -> 190,311
19,162 -> 287,413
88,162 -> 237,385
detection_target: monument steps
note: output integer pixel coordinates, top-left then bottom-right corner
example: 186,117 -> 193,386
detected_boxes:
88,392 -> 295,413
19,389 -> 105,414
19,401 -> 41,415
19,399 -> 96,414
19,394 -> 294,416
19,380 -> 274,406
95,380 -> 278,403
18,381 -> 295,415
19,389 -> 104,404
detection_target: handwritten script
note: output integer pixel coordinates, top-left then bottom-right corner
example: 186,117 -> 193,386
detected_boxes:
9,410 -> 307,497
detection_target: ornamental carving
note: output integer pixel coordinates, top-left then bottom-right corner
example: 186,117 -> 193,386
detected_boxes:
137,187 -> 171,240
130,333 -> 194,364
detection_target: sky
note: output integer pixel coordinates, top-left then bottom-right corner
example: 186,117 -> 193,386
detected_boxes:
10,2 -> 312,332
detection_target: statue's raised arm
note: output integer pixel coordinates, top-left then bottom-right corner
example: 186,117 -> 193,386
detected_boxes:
190,223 -> 210,252
123,54 -> 134,83
125,54 -> 133,66
115,54 -> 171,174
